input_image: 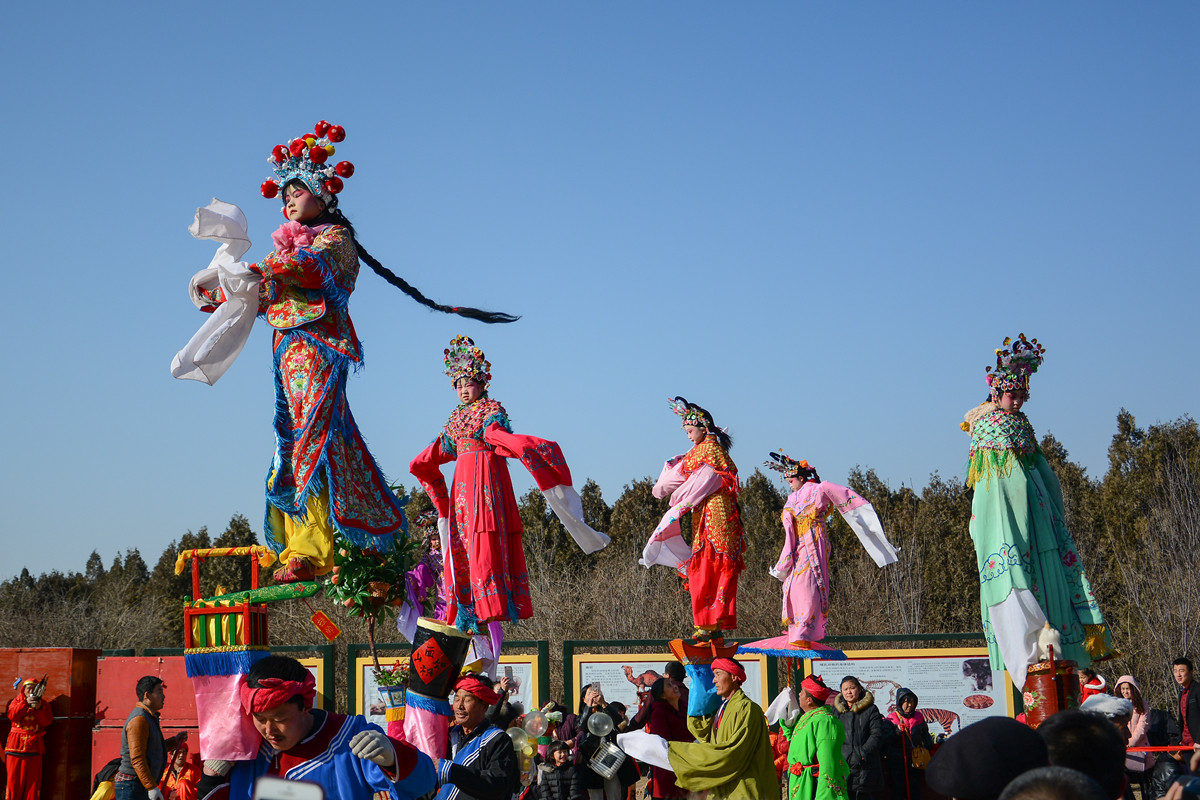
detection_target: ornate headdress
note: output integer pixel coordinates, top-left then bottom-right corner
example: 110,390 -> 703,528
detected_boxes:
259,120 -> 356,208
444,335 -> 492,386
764,450 -> 819,482
668,396 -> 714,429
985,334 -> 1046,395
412,508 -> 439,537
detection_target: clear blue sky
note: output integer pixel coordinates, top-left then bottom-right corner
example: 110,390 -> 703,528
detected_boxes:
3,3 -> 1196,579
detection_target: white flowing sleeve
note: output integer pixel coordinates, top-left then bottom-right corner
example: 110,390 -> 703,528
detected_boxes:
640,464 -> 723,570
822,481 -> 898,567
170,198 -> 261,385
544,484 -> 611,554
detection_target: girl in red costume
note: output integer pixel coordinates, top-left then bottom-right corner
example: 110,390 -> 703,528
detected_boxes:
641,397 -> 744,641
410,337 -> 608,659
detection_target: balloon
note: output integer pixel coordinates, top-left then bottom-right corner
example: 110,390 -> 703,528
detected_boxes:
506,727 -> 529,750
523,711 -> 548,737
587,711 -> 613,737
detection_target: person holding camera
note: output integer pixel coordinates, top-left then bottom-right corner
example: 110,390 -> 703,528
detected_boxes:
5,678 -> 53,800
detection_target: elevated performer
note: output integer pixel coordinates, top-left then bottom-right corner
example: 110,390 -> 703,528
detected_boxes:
174,121 -> 517,583
962,334 -> 1115,689
410,336 -> 608,662
765,451 -> 897,649
642,397 -> 744,642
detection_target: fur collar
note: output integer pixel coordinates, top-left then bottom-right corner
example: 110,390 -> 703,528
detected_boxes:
834,690 -> 876,714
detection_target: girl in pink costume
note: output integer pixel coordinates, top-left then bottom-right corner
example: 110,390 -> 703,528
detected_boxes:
765,451 -> 897,648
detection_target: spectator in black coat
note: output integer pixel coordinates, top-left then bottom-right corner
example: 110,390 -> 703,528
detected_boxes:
836,676 -> 887,800
534,741 -> 586,800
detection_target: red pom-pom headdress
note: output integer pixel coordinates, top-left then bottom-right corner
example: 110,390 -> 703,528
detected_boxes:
260,120 -> 355,208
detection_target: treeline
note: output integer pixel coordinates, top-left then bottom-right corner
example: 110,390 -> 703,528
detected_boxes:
2,409 -> 1197,713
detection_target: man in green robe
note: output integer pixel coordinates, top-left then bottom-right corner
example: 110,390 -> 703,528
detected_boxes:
664,657 -> 778,800
780,675 -> 848,800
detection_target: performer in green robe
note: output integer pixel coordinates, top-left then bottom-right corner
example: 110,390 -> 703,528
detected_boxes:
665,657 -> 778,800
780,675 -> 848,800
962,335 -> 1114,690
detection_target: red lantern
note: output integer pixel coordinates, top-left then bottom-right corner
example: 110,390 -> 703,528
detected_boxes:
335,161 -> 355,178
260,180 -> 279,199
271,144 -> 289,163
327,125 -> 346,143
325,176 -> 344,194
289,139 -> 306,157
308,145 -> 328,164
314,120 -> 331,137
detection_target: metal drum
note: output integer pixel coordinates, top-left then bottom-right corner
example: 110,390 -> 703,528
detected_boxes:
588,740 -> 627,780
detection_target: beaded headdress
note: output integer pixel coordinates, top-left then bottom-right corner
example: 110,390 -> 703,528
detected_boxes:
763,450 -> 818,481
411,508 -> 439,537
444,335 -> 492,386
668,396 -> 714,429
986,334 -> 1046,395
259,120 -> 356,208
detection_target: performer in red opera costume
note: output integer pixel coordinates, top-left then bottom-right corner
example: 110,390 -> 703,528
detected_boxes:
173,120 -> 519,583
410,336 -> 608,661
641,397 -> 744,641
5,678 -> 53,800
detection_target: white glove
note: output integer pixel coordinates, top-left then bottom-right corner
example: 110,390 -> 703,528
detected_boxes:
350,729 -> 396,768
147,789 -> 165,800
437,517 -> 451,557
203,759 -> 232,777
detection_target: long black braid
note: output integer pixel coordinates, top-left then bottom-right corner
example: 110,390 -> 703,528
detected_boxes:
295,185 -> 520,324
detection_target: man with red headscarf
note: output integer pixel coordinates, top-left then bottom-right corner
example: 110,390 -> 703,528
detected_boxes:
431,672 -> 519,800
196,655 -> 435,799
6,679 -> 53,800
657,657 -> 777,799
780,675 -> 848,800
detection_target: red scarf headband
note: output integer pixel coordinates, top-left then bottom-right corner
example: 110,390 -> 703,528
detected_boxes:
801,675 -> 832,703
452,674 -> 501,706
239,673 -> 317,714
712,658 -> 746,684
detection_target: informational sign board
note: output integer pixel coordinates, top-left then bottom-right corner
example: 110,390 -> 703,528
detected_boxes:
296,656 -> 326,710
570,652 -> 769,715
354,654 -> 541,727
807,647 -> 1012,735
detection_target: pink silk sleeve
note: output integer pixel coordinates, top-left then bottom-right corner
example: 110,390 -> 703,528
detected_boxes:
652,456 -> 688,500
774,510 -> 798,577
484,423 -> 573,490
817,481 -> 868,514
409,437 -> 455,517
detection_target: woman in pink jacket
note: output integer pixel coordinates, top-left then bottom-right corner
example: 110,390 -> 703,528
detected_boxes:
1114,675 -> 1152,776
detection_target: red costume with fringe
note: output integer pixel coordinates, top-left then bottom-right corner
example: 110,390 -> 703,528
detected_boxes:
5,689 -> 52,800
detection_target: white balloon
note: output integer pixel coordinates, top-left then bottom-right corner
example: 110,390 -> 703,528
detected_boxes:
587,711 -> 613,737
507,727 -> 529,750
523,711 -> 549,737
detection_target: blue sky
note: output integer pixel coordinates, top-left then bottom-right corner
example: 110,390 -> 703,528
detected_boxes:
3,3 -> 1196,579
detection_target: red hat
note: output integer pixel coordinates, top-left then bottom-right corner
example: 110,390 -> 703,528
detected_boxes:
451,674 -> 501,706
239,673 -> 317,714
801,675 -> 832,703
712,658 -> 747,683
